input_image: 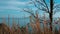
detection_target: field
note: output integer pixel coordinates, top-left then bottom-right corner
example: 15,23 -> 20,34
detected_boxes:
0,14 -> 60,34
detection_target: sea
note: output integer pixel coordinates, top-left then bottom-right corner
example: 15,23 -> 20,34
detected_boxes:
0,17 -> 30,27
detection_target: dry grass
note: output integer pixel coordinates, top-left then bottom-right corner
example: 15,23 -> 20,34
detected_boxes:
0,14 -> 60,34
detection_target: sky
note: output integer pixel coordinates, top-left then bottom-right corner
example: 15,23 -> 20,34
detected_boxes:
0,0 -> 60,18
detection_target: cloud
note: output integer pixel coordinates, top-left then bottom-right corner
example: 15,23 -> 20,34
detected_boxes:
0,0 -> 34,11
0,6 -> 22,11
53,12 -> 60,17
0,0 -> 28,5
0,0 -> 33,7
0,0 -> 34,18
8,1 -> 26,5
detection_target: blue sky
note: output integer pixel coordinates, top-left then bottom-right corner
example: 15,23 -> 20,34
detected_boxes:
0,0 -> 60,18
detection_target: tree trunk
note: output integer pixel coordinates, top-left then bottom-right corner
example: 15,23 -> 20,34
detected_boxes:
49,13 -> 53,31
49,0 -> 53,31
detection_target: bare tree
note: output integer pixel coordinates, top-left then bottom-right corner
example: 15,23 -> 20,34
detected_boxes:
32,0 -> 60,31
23,0 -> 60,31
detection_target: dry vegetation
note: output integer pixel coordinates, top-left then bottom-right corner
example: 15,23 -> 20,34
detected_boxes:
0,13 -> 60,34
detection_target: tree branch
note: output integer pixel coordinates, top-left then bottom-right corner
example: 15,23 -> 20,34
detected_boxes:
35,0 -> 46,8
53,4 -> 60,9
42,0 -> 49,13
31,0 -> 49,13
23,9 -> 36,18
22,8 -> 44,23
